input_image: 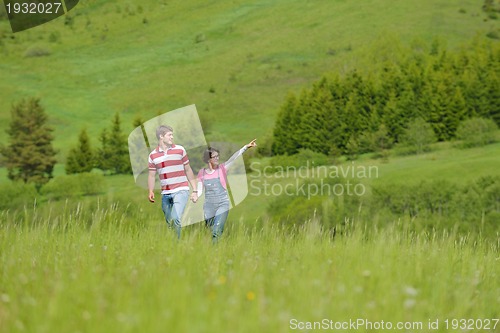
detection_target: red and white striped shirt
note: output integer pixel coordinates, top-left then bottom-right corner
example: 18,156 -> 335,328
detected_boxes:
148,144 -> 190,194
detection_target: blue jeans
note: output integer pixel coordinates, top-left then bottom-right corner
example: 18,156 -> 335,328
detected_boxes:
161,190 -> 189,238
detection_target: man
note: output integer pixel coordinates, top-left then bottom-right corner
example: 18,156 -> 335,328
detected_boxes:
148,125 -> 198,238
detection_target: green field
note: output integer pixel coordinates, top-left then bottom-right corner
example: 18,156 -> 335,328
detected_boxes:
1,210 -> 499,333
1,1 -> 499,332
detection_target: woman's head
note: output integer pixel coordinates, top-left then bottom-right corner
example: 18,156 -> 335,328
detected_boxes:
203,147 -> 220,165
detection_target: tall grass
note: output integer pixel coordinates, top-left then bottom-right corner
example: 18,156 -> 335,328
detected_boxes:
1,201 -> 498,333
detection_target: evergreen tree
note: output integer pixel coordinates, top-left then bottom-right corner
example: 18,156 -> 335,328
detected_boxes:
272,93 -> 300,155
0,98 -> 57,188
345,135 -> 360,160
297,79 -> 334,155
372,124 -> 393,153
340,93 -> 361,151
382,90 -> 406,142
97,128 -> 113,174
66,128 -> 94,174
484,51 -> 500,125
270,38 -> 499,157
446,87 -> 467,138
97,113 -> 131,174
425,73 -> 457,141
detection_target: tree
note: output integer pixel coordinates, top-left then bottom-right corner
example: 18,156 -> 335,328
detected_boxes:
297,79 -> 335,155
399,118 -> 436,154
66,128 -> 94,174
372,124 -> 393,152
272,92 -> 301,155
0,98 -> 57,188
382,90 -> 406,142
456,117 -> 498,148
97,113 -> 131,174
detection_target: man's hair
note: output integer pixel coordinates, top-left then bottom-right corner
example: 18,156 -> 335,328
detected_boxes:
156,125 -> 173,140
203,147 -> 220,163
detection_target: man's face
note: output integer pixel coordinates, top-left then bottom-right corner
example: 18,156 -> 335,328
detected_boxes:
161,131 -> 174,146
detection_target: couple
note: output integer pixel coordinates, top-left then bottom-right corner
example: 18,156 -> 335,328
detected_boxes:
148,125 -> 256,240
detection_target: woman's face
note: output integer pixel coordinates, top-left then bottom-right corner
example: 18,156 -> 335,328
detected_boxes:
209,151 -> 220,167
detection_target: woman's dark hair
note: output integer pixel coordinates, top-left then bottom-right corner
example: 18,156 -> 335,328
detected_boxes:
203,147 -> 220,163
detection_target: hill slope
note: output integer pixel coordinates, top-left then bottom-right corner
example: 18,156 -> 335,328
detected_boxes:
0,0 -> 497,159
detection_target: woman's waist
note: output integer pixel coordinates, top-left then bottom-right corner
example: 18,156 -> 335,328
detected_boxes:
204,193 -> 230,203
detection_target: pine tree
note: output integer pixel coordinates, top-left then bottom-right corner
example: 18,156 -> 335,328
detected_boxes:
446,87 -> 467,138
0,98 -> 57,188
97,128 -> 113,174
66,128 -> 94,174
297,79 -> 334,154
424,71 -> 457,141
382,90 -> 407,142
97,113 -> 131,175
484,50 -> 500,125
272,92 -> 301,155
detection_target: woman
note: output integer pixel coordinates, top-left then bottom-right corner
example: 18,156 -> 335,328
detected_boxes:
196,139 -> 257,241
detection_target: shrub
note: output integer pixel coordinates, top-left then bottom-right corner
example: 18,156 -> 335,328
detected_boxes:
41,173 -> 106,200
48,32 -> 61,43
397,118 -> 436,155
270,149 -> 333,170
256,133 -> 274,157
195,33 -> 206,43
0,182 -> 38,210
455,117 -> 498,148
486,30 -> 500,39
24,46 -> 51,57
79,173 -> 105,196
268,194 -> 324,226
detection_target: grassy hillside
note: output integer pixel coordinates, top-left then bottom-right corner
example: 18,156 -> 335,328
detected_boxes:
0,0 -> 498,160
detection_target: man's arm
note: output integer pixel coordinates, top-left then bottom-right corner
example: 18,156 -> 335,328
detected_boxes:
184,163 -> 198,202
148,170 -> 156,202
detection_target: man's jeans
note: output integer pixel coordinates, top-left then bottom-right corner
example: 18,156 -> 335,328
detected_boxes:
161,190 -> 189,238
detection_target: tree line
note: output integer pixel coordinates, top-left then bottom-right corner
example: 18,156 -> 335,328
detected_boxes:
272,39 -> 499,157
0,98 -> 131,190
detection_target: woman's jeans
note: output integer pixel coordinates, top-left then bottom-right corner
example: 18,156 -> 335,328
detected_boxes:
204,201 -> 230,241
161,190 -> 189,239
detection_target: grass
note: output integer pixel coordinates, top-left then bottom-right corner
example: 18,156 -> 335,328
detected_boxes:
231,141 -> 500,222
0,0 -> 497,159
1,138 -> 498,224
0,210 -> 498,333
358,141 -> 500,185
0,2 -> 499,330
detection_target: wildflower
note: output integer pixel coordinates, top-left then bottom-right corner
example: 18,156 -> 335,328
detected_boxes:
246,291 -> 256,301
404,286 -> 418,297
217,275 -> 227,285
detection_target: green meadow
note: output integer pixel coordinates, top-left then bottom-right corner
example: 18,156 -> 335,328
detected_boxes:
1,216 -> 499,333
1,0 -> 499,332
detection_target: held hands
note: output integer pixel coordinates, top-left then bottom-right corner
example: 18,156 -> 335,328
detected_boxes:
190,191 -> 198,203
246,139 -> 257,149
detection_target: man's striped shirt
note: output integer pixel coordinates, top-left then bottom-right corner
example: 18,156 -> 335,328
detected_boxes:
148,144 -> 189,194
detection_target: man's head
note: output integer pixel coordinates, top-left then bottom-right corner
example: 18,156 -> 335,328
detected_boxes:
156,125 -> 174,146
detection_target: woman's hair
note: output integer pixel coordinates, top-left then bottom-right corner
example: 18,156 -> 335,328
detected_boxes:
203,147 -> 220,163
